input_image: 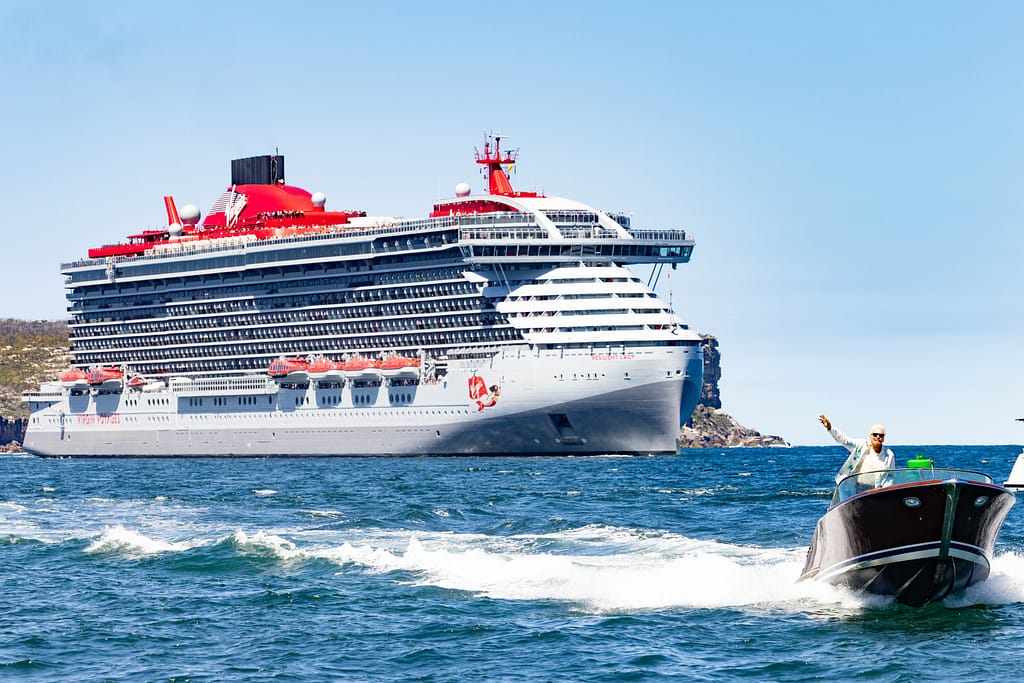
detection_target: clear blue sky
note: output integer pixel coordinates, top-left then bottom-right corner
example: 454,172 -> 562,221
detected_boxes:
2,1 -> 1022,446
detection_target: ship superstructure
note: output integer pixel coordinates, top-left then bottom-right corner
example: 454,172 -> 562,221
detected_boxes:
22,135 -> 704,456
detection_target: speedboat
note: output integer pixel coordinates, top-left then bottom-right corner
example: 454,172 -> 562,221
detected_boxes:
800,465 -> 1015,606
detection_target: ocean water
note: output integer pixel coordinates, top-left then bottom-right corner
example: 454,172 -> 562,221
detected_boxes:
2,445 -> 1024,682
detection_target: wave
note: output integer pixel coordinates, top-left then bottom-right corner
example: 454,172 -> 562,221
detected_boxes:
230,529 -> 304,560
0,501 -> 29,514
83,527 -> 309,561
84,525 -> 205,556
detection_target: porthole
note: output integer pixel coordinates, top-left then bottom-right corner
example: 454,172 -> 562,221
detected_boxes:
903,497 -> 922,508
974,496 -> 990,508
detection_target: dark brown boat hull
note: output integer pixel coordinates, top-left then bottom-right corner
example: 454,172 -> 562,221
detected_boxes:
800,476 -> 1015,606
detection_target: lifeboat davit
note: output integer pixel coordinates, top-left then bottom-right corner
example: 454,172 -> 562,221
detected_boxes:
268,357 -> 310,383
307,357 -> 345,383
343,356 -> 382,380
60,369 -> 89,389
380,354 -> 421,379
86,366 -> 124,391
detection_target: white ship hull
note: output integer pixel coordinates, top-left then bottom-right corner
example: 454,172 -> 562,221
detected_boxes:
24,345 -> 702,457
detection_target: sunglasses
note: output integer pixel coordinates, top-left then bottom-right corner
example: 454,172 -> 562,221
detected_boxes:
871,433 -> 885,439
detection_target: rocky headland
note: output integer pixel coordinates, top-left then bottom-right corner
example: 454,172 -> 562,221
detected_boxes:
679,336 -> 788,448
0,321 -> 786,450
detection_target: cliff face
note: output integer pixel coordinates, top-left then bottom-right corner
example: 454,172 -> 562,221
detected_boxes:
0,417 -> 27,452
0,322 -> 787,449
699,335 -> 721,409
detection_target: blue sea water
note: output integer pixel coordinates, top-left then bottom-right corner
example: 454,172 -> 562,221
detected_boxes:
2,445 -> 1024,682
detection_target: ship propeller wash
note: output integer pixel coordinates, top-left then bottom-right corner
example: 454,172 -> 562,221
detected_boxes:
22,134 -> 703,456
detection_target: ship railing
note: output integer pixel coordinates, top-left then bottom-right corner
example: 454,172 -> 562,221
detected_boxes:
448,211 -> 639,234
458,227 -> 551,241
61,215 -> 691,271
458,226 -> 690,243
450,212 -> 537,228
170,376 -> 279,395
60,217 -> 465,271
21,389 -> 63,400
627,229 -> 690,242
832,467 -> 995,505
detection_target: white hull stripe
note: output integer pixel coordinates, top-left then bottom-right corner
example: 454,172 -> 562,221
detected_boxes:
816,540 -> 990,583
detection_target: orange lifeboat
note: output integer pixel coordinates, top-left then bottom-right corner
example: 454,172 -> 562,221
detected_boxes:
268,357 -> 310,383
86,366 -> 124,390
307,356 -> 345,383
60,369 -> 90,389
343,356 -> 382,380
380,354 -> 421,379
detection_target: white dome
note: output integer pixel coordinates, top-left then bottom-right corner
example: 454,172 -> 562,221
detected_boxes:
455,182 -> 471,197
179,204 -> 201,225
311,192 -> 326,207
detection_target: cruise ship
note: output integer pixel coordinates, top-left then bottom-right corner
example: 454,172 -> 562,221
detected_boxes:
21,135 -> 704,457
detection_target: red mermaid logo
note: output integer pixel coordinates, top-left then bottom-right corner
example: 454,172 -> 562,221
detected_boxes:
468,375 -> 501,411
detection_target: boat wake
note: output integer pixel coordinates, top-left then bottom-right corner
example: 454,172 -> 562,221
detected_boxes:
60,522 -> 1024,612
12,510 -> 1024,612
327,534 -> 1024,612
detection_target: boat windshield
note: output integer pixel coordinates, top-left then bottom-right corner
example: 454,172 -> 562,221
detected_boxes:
832,468 -> 995,506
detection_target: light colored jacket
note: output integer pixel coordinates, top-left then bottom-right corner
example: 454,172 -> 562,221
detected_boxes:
828,426 -> 895,484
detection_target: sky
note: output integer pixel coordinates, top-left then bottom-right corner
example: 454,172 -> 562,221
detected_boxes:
1,1 -> 1021,446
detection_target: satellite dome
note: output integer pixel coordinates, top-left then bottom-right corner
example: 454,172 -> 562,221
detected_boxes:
179,204 -> 201,225
455,182 -> 471,197
168,223 -> 183,236
311,192 -> 326,207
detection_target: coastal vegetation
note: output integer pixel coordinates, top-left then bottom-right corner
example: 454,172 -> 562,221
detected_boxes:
0,319 -> 69,418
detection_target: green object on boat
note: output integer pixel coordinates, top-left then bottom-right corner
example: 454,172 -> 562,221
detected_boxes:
907,456 -> 933,468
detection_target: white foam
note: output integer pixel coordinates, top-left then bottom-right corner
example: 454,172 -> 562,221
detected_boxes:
232,529 -> 302,559
944,551 -> 1024,607
400,540 -> 822,611
85,524 -> 200,555
318,541 -> 406,569
309,525 -> 875,612
302,509 -> 346,518
319,526 -> 1024,613
253,489 -> 277,497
